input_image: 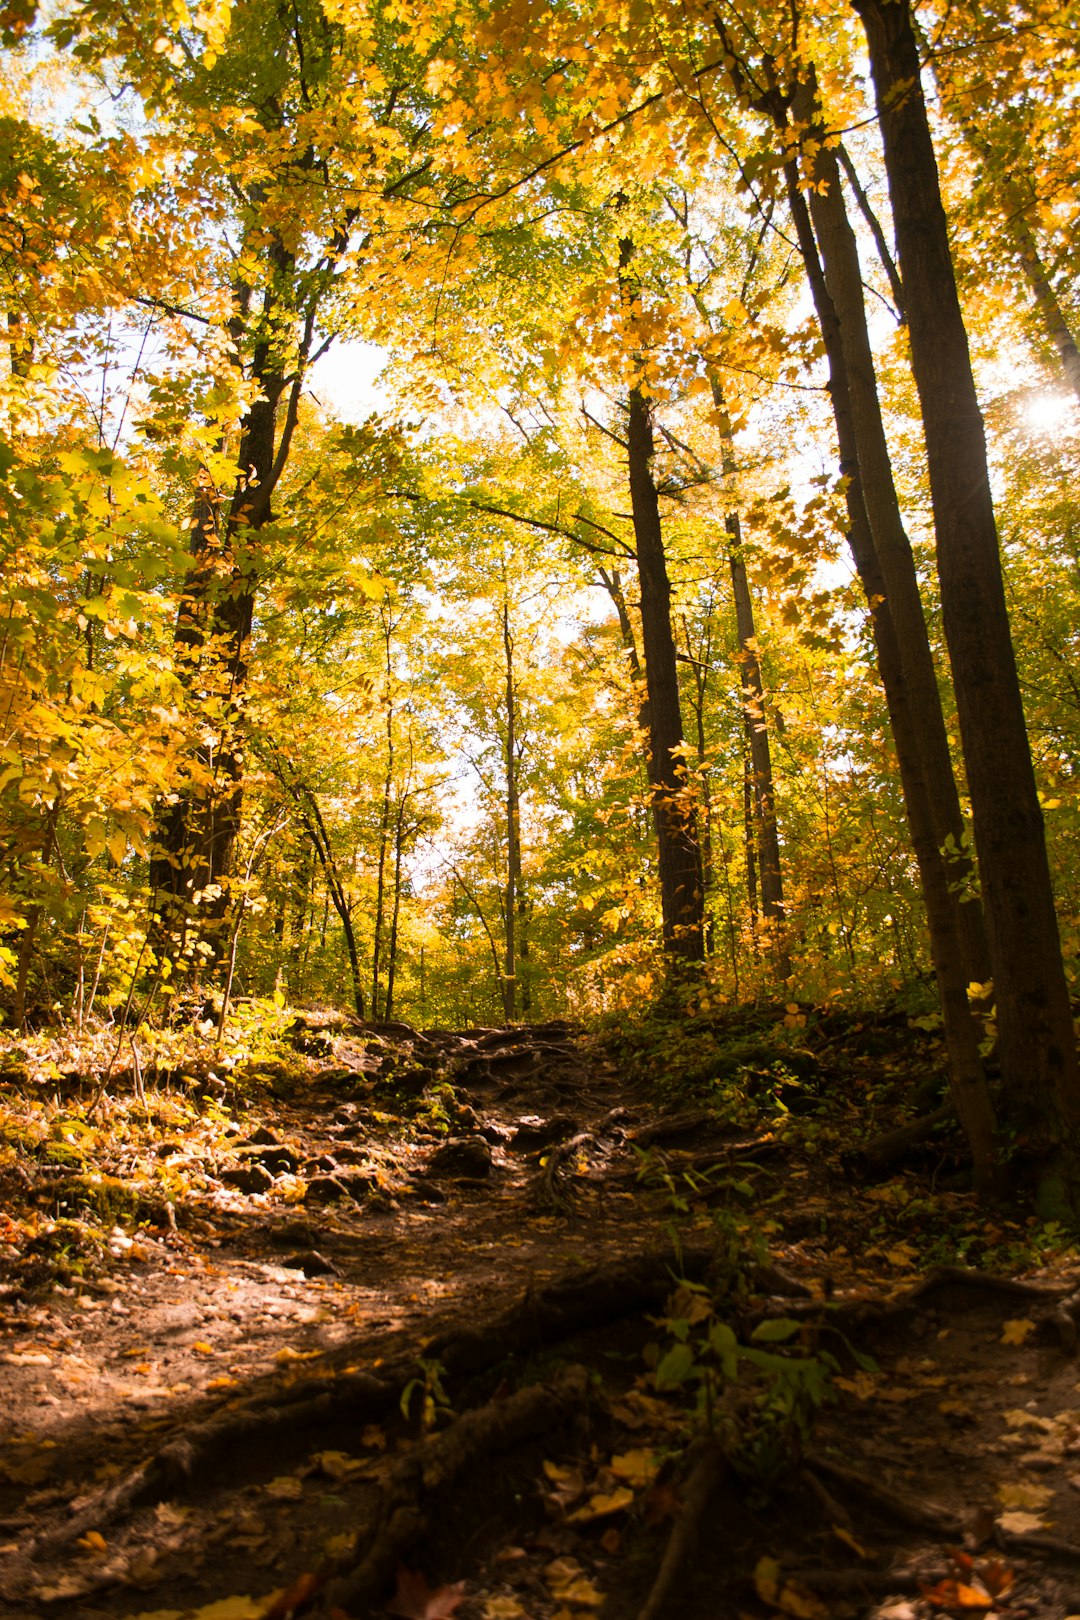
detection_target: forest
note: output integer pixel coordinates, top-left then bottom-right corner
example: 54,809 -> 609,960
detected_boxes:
3,0 -> 1080,1615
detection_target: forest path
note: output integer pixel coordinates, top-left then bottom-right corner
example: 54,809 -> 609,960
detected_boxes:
3,1013 -> 1080,1620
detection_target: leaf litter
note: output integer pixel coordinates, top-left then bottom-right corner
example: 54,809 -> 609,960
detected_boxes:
2,1008 -> 1080,1618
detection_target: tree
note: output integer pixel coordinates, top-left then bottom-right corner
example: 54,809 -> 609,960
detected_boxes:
853,0 -> 1080,1206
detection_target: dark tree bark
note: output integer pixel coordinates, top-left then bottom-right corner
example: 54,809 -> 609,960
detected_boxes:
150,255 -> 308,972
714,401 -> 788,975
626,386 -> 706,962
852,0 -> 1080,1203
781,153 -> 1000,1191
502,599 -> 522,1020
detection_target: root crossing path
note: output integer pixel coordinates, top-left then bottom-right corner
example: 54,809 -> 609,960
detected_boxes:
3,1013 -> 1080,1620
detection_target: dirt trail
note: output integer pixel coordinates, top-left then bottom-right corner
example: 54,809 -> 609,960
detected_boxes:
3,1015 -> 1080,1620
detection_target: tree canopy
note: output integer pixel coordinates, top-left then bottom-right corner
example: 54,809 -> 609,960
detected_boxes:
3,0 -> 1080,1200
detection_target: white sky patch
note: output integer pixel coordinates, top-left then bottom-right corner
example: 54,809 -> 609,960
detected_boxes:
310,340 -> 391,422
1022,391 -> 1077,439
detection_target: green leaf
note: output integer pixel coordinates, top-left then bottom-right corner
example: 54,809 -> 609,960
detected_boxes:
750,1317 -> 802,1344
653,1342 -> 695,1390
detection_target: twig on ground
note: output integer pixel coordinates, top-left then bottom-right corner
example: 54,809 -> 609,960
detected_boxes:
804,1454 -> 962,1536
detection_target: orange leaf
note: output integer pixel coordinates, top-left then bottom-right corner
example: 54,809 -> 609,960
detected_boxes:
388,1568 -> 467,1620
260,1572 -> 321,1619
921,1579 -> 992,1610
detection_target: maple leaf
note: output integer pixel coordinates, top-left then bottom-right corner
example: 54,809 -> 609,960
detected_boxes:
1000,1318 -> 1036,1346
920,1578 -> 993,1611
388,1567 -> 467,1620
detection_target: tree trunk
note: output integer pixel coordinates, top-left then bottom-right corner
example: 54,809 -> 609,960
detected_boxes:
626,387 -> 706,962
149,361 -> 282,970
385,797 -> 407,1022
714,404 -> 789,977
371,614 -> 396,1021
502,600 -> 520,1021
782,152 -> 1000,1191
852,0 -> 1080,1204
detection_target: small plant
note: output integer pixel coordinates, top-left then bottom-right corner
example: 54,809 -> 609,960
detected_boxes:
646,1280 -> 836,1486
401,1357 -> 452,1432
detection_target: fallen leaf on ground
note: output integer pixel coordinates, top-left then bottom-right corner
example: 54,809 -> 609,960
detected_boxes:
834,1372 -> 879,1400
1003,1408 -> 1053,1430
1001,1319 -> 1036,1346
482,1598 -> 527,1620
999,1510 -> 1045,1533
189,1599 -> 276,1620
275,1346 -> 321,1364
259,1573 -> 321,1618
832,1525 -> 872,1558
996,1481 -> 1053,1510
77,1530 -> 107,1553
544,1557 -> 604,1606
608,1449 -> 660,1487
388,1568 -> 467,1620
568,1487 -> 634,1523
312,1450 -> 365,1480
920,1579 -> 992,1610
264,1476 -> 304,1499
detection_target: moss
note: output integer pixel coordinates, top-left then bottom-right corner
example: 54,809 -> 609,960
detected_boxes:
51,1173 -> 142,1222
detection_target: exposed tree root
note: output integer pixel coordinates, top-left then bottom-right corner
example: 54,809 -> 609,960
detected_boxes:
770,1266 -> 1068,1339
804,1455 -> 962,1537
998,1528 -> 1080,1562
786,1566 -> 923,1595
26,1373 -> 395,1559
321,1364 -> 590,1613
536,1132 -> 593,1214
634,1438 -> 728,1620
24,1248 -> 712,1562
844,1101 -> 957,1179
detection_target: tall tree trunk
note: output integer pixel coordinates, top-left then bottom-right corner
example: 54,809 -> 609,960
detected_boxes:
619,227 -> 706,967
714,400 -> 789,976
851,0 -> 1080,1204
371,614 -> 396,1021
385,796 -> 407,1022
150,350 -> 284,970
626,387 -> 706,962
680,614 -> 715,954
502,600 -> 521,1021
781,153 -> 1000,1191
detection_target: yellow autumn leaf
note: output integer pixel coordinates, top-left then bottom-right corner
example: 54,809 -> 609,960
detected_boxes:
274,1346 -> 321,1363
545,1557 -> 604,1606
568,1487 -> 634,1523
776,1581 -> 830,1620
832,1525 -> 872,1559
999,1510 -> 1045,1534
77,1529 -> 108,1553
263,1476 -> 303,1499
1003,1408 -> 1054,1429
997,1481 -> 1052,1509
1001,1318 -> 1036,1346
483,1599 -> 527,1620
313,1450 -> 365,1480
192,1341 -> 216,1356
755,1556 -> 782,1604
189,1599 -> 280,1620
609,1449 -> 661,1488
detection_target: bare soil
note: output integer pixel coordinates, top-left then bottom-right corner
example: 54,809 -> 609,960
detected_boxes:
2,1010 -> 1080,1620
